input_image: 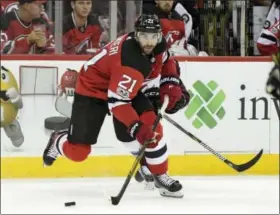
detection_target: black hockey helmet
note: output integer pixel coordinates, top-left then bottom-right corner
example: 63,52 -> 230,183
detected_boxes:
134,14 -> 161,33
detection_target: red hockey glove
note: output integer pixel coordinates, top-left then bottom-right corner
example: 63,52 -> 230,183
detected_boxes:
160,76 -> 182,111
165,79 -> 190,114
128,121 -> 162,148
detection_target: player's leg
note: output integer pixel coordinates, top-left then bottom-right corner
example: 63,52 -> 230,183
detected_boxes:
114,116 -> 155,189
114,92 -> 183,197
43,93 -> 108,166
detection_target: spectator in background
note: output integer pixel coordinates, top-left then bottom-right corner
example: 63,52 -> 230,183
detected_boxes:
0,0 -> 52,26
257,0 -> 280,55
0,0 -> 54,54
0,0 -> 19,14
143,0 -> 206,56
63,0 -> 108,54
142,0 -> 199,30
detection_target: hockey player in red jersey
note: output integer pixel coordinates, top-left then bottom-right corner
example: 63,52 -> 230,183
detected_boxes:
43,14 -> 188,198
257,0 -> 280,55
63,0 -> 106,54
0,0 -> 54,54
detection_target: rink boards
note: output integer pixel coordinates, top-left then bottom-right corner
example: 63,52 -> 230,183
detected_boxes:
1,55 -> 279,178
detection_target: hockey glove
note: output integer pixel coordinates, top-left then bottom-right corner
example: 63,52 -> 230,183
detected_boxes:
143,87 -> 161,110
166,82 -> 190,114
160,76 -> 182,112
128,121 -> 162,148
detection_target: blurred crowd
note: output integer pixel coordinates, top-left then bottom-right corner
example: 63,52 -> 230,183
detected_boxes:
0,0 -> 279,56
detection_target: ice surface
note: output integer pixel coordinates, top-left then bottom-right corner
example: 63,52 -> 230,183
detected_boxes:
1,176 -> 279,214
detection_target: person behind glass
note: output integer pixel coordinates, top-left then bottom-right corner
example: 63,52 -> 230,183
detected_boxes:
63,0 -> 108,54
142,0 -> 207,56
0,0 -> 54,54
0,0 -> 52,26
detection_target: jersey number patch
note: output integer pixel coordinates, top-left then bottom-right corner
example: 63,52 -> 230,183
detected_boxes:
118,74 -> 137,93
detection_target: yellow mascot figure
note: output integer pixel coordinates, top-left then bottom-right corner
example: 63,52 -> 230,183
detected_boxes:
1,66 -> 24,147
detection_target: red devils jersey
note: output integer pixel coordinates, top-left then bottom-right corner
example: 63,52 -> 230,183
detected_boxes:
143,5 -> 185,48
75,33 -> 178,127
63,13 -> 102,54
0,0 -> 52,25
0,10 -> 54,54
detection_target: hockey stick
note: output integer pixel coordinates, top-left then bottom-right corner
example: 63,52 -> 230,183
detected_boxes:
110,96 -> 169,206
163,114 -> 263,172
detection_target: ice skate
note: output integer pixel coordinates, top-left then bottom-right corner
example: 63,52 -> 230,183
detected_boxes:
43,130 -> 66,166
135,165 -> 155,190
154,174 -> 184,198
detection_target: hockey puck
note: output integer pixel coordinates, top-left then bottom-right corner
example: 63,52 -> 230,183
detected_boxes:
44,116 -> 70,130
64,201 -> 76,207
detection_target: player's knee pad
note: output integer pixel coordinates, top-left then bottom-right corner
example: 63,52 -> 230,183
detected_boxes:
145,139 -> 168,175
139,111 -> 163,140
62,141 -> 91,162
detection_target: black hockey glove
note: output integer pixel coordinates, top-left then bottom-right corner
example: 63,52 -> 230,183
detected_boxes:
143,87 -> 161,110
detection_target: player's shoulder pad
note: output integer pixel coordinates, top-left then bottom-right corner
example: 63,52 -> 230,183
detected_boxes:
63,14 -> 75,34
0,11 -> 16,30
87,13 -> 100,26
121,36 -> 151,79
153,37 -> 168,56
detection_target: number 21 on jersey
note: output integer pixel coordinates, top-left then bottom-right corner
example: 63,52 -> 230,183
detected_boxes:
118,74 -> 137,93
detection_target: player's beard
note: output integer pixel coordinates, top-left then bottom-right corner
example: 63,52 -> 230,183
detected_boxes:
142,45 -> 155,55
162,3 -> 172,12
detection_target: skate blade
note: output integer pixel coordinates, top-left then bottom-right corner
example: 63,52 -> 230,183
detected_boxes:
158,188 -> 184,198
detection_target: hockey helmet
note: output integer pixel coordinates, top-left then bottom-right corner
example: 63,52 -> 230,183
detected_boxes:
135,14 -> 161,34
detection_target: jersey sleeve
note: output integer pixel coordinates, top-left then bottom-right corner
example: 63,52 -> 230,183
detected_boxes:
174,2 -> 193,42
257,20 -> 280,55
161,51 -> 180,77
90,25 -> 102,48
108,66 -> 144,127
88,15 -> 103,48
256,2 -> 280,56
1,13 -> 30,54
62,31 -> 74,54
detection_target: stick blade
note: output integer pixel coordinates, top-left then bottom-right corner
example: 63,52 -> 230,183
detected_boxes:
232,149 -> 264,172
110,196 -> 120,206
